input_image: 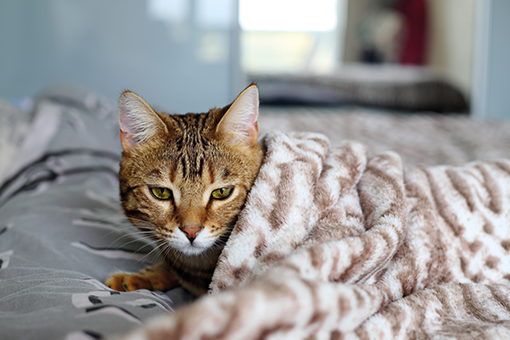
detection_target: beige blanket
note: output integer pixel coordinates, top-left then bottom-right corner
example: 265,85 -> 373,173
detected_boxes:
122,131 -> 510,340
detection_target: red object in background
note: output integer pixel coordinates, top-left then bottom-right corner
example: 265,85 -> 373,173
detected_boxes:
396,0 -> 428,65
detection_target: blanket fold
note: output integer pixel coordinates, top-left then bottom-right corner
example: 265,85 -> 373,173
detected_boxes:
122,131 -> 510,340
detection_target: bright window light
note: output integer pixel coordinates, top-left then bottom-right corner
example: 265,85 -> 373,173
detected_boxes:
147,0 -> 188,23
239,0 -> 337,32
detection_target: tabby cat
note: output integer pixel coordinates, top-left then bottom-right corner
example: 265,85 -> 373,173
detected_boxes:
105,84 -> 264,296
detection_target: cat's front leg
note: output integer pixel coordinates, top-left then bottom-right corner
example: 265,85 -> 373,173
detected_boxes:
105,261 -> 179,292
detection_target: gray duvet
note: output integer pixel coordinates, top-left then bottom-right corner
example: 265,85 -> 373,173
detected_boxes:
0,87 -> 192,340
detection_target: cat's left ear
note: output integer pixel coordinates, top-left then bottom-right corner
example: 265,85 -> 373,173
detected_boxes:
118,91 -> 169,152
216,84 -> 259,147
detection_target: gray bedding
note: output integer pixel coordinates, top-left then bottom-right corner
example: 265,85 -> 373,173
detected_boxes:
1,86 -> 510,340
0,87 -> 193,340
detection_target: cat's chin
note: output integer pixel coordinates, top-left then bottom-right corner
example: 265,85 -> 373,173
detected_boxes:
175,243 -> 213,257
169,234 -> 223,257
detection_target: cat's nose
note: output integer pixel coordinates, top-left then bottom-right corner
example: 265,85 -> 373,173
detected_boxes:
179,225 -> 203,242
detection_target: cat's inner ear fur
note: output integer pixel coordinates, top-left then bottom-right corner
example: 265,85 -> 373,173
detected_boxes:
216,84 -> 259,147
118,91 -> 169,152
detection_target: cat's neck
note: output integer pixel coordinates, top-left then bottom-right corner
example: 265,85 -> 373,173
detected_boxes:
164,243 -> 225,295
166,242 -> 225,271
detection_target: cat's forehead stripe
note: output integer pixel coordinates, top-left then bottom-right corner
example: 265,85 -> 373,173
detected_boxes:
180,157 -> 188,179
222,168 -> 230,180
148,169 -> 164,180
178,152 -> 209,180
173,113 -> 208,134
197,157 -> 205,178
172,114 -> 212,180
207,159 -> 216,183
169,157 -> 179,183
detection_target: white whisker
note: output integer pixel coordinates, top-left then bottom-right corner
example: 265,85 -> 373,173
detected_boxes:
136,241 -> 167,265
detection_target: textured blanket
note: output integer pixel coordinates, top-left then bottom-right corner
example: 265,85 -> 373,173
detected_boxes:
122,130 -> 510,340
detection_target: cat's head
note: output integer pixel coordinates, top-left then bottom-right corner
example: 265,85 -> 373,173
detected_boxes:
117,84 -> 263,257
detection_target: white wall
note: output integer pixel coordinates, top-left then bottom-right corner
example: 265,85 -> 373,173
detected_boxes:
426,0 -> 476,98
0,0 -> 242,114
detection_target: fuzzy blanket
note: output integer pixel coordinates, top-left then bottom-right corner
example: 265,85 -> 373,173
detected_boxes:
122,131 -> 510,340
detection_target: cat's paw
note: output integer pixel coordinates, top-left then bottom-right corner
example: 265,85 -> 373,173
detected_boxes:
105,263 -> 180,292
105,272 -> 154,292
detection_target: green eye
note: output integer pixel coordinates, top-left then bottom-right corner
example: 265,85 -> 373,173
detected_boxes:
211,187 -> 233,200
150,187 -> 172,200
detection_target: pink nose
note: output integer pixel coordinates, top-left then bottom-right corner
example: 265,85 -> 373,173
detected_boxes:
179,226 -> 202,241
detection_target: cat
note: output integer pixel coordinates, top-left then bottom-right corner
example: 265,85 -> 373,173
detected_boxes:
105,84 -> 264,296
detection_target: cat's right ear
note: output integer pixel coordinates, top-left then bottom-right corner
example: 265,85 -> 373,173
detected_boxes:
118,91 -> 169,152
216,84 -> 259,148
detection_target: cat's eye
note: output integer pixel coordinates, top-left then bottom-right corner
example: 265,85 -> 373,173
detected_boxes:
150,187 -> 173,200
211,187 -> 233,200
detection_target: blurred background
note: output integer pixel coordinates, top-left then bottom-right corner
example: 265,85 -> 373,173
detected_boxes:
0,0 -> 508,118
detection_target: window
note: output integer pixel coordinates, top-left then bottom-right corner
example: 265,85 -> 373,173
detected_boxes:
239,0 -> 341,73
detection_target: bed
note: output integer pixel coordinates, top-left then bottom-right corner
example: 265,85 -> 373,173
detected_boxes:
1,85 -> 510,340
249,64 -> 469,113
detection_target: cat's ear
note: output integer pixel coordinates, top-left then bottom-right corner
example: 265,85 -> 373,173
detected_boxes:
118,91 -> 169,152
216,84 -> 259,147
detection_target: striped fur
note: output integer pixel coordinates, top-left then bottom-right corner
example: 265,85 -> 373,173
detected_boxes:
106,85 -> 263,296
119,131 -> 510,339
